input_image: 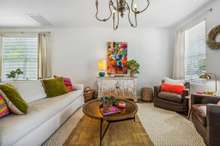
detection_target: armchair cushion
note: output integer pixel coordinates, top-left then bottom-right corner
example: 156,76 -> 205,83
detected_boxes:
161,83 -> 185,94
192,104 -> 207,126
158,92 -> 183,103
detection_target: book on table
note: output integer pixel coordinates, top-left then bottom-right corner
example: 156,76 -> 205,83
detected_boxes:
101,106 -> 121,116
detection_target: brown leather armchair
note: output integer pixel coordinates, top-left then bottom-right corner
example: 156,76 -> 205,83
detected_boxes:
153,81 -> 189,114
191,94 -> 220,146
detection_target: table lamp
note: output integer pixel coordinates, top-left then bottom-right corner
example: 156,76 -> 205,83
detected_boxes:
199,73 -> 218,94
98,59 -> 107,77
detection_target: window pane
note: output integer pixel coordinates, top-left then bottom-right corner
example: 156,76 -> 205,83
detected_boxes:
2,37 -> 38,81
185,21 -> 206,80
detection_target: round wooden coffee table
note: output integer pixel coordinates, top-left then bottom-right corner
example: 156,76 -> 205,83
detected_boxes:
83,99 -> 138,146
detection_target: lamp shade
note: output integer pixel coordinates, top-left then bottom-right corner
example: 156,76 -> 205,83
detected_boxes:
98,59 -> 107,71
199,73 -> 212,80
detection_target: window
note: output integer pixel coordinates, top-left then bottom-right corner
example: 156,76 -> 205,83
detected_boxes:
1,35 -> 38,81
185,21 -> 206,80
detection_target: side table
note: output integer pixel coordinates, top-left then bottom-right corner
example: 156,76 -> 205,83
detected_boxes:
84,87 -> 96,103
141,87 -> 153,102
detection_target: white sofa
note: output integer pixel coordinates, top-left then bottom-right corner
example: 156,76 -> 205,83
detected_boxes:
0,80 -> 84,146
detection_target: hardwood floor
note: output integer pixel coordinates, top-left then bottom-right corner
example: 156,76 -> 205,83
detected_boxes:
64,115 -> 154,146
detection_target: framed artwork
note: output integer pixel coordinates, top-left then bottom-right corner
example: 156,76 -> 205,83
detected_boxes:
107,42 -> 128,74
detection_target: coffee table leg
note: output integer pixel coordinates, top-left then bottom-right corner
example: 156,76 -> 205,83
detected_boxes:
100,119 -> 103,146
100,119 -> 110,146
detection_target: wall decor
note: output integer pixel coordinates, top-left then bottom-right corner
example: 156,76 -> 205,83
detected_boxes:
107,42 -> 128,75
207,25 -> 220,49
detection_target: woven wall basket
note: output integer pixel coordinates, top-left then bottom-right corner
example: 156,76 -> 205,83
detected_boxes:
207,25 -> 220,49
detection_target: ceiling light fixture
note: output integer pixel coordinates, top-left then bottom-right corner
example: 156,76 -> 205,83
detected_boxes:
95,0 -> 150,30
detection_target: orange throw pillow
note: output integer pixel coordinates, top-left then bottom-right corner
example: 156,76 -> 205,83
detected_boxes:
161,83 -> 185,94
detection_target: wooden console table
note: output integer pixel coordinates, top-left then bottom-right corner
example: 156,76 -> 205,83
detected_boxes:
97,77 -> 137,102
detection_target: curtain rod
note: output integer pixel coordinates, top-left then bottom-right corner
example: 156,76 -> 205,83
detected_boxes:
0,32 -> 51,34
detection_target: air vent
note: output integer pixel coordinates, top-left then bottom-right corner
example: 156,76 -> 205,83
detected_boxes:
28,14 -> 51,26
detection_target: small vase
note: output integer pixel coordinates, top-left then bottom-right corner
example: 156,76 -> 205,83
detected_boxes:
130,71 -> 135,77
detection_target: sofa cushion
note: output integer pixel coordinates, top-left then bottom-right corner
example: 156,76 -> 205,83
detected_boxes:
10,80 -> 47,103
192,104 -> 207,127
161,83 -> 185,94
0,95 -> 9,118
158,91 -> 183,103
42,78 -> 68,97
0,89 -> 83,146
0,84 -> 28,114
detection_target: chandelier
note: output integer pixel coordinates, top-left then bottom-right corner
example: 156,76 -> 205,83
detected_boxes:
95,0 -> 150,30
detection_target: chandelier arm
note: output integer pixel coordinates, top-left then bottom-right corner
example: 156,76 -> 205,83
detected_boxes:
127,2 -> 137,27
113,0 -> 120,30
131,0 -> 150,14
95,0 -> 113,22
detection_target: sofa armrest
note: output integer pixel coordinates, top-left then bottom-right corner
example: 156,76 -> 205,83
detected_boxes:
74,84 -> 84,91
191,94 -> 220,105
207,104 -> 220,146
154,86 -> 160,97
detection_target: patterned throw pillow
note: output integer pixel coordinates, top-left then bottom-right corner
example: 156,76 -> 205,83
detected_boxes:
0,84 -> 28,114
54,75 -> 74,92
0,95 -> 9,118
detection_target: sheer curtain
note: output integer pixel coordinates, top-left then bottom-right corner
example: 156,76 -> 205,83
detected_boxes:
38,32 -> 52,79
172,30 -> 185,80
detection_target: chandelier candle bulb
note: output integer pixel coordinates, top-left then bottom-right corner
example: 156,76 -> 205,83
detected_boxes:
134,4 -> 138,10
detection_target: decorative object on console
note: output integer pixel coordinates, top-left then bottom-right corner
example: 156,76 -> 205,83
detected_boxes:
207,25 -> 220,49
0,84 -> 28,114
199,72 -> 217,95
126,59 -> 140,77
42,78 -> 68,97
107,42 -> 128,75
95,0 -> 150,30
0,95 -> 9,118
97,59 -> 107,77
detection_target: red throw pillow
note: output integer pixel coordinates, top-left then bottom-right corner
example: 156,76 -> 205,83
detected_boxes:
54,75 -> 74,92
161,83 -> 185,94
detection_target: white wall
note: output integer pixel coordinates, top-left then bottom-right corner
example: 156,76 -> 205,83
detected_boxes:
175,0 -> 220,79
51,27 -> 174,92
205,1 -> 220,79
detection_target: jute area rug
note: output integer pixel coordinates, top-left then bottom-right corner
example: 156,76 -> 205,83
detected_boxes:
64,115 -> 154,146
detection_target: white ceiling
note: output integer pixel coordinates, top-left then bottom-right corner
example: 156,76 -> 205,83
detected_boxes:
0,0 -> 212,28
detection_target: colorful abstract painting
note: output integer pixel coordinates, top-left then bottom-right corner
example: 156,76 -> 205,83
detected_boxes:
107,42 -> 128,74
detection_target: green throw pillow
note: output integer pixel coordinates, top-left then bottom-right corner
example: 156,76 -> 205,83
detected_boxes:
0,84 -> 28,114
42,78 -> 68,98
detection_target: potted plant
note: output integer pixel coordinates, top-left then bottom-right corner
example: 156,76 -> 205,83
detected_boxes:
6,68 -> 24,80
126,59 -> 140,77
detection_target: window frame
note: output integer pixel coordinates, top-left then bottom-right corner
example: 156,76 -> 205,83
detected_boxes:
0,33 -> 39,81
184,20 -> 207,80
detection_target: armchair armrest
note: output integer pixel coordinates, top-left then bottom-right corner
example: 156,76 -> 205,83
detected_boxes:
154,86 -> 160,97
207,104 -> 220,146
183,89 -> 189,97
191,94 -> 220,105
